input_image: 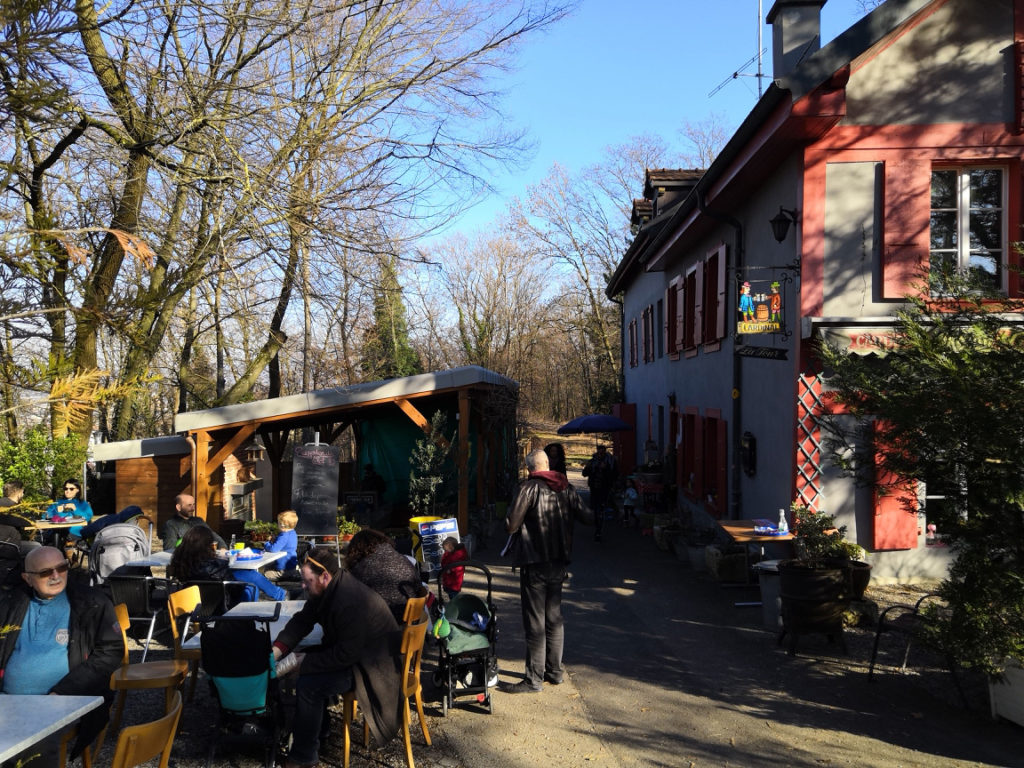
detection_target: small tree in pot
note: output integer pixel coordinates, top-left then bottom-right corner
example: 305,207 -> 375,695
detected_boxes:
820,270 -> 1024,684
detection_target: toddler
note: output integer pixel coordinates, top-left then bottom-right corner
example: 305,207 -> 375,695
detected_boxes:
440,536 -> 468,598
622,478 -> 639,528
265,509 -> 299,577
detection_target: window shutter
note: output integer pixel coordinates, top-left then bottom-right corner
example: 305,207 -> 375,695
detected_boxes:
882,160 -> 930,299
716,246 -> 727,340
693,264 -> 704,346
872,421 -> 919,550
675,280 -> 685,352
693,415 -> 704,498
716,417 -> 728,516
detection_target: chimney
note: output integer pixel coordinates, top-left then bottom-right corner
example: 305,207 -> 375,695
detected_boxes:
766,0 -> 827,77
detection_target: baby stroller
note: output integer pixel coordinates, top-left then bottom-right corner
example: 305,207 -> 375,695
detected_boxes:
197,603 -> 283,768
432,560 -> 497,715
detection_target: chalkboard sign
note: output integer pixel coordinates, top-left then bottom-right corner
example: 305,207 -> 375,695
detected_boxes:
292,444 -> 340,536
343,492 -> 377,526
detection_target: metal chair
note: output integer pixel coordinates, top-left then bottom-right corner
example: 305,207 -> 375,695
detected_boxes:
109,602 -> 189,738
107,575 -> 171,662
110,690 -> 183,768
167,585 -> 203,701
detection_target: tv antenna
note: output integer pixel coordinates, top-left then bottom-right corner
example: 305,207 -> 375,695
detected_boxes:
708,0 -> 768,99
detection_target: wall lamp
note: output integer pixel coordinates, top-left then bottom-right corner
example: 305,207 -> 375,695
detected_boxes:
770,207 -> 799,243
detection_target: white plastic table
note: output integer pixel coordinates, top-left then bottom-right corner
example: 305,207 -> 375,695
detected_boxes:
128,549 -> 285,570
182,599 -> 322,650
0,694 -> 104,762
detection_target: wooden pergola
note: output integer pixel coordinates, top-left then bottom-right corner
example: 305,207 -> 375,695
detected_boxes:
173,366 -> 518,534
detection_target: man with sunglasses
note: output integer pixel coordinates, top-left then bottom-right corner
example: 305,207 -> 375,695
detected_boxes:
0,546 -> 123,759
272,547 -> 401,768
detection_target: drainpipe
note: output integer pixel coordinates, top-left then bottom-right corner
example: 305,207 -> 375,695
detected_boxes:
697,192 -> 744,521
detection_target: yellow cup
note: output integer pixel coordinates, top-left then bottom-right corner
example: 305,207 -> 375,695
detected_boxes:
234,542 -> 245,550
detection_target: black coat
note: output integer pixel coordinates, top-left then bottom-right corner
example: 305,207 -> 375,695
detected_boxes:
275,569 -> 402,744
0,576 -> 124,756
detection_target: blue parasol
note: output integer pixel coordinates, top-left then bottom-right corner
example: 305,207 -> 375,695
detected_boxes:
556,414 -> 632,435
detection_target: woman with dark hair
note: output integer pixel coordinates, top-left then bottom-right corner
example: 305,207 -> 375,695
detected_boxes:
544,443 -> 568,477
344,528 -> 422,622
168,526 -> 286,603
45,478 -> 94,539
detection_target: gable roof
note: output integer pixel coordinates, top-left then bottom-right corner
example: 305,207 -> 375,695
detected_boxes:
607,0 -> 938,296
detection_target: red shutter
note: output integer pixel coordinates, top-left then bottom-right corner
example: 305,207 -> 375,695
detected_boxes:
716,245 -> 727,340
716,417 -> 728,518
693,415 -> 704,499
882,159 -> 930,299
693,264 -> 704,346
675,281 -> 685,351
612,403 -> 637,477
872,421 -> 919,550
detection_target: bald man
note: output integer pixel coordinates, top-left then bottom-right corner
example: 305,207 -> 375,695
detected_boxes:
0,546 -> 123,758
503,449 -> 593,694
162,493 -> 226,551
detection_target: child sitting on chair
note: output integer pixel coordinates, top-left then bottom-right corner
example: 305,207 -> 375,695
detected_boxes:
264,510 -> 298,580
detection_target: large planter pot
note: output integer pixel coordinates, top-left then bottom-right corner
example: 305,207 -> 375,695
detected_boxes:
847,560 -> 872,601
778,559 -> 849,650
990,661 -> 1024,727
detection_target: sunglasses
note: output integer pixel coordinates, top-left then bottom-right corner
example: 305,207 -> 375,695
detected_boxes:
28,562 -> 70,578
63,487 -> 78,491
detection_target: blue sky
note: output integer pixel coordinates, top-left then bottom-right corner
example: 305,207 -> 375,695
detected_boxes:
447,0 -> 870,234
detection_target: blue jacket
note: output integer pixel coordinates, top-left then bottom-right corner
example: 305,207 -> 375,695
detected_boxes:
265,528 -> 297,570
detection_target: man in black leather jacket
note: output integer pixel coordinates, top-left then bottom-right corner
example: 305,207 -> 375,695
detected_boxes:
0,546 -> 123,758
504,449 -> 592,693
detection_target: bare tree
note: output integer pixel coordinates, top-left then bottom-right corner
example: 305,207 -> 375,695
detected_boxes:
0,0 -> 574,442
677,112 -> 731,169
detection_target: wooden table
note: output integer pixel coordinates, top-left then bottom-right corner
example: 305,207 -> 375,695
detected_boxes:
0,694 -> 104,762
28,518 -> 87,550
182,599 -> 321,651
717,520 -> 795,596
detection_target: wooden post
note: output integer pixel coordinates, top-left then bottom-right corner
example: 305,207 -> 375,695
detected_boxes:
194,430 -> 211,522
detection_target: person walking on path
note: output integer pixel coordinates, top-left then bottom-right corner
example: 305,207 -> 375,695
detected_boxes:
582,444 -> 617,542
502,449 -> 592,693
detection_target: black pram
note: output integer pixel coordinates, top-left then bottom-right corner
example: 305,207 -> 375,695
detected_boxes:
432,559 -> 497,715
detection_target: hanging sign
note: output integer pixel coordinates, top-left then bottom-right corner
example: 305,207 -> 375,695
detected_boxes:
737,279 -> 783,335
736,345 -> 788,360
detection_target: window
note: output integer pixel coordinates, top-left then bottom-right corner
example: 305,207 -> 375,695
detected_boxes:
642,305 -> 655,363
930,167 -> 1005,294
628,318 -> 638,368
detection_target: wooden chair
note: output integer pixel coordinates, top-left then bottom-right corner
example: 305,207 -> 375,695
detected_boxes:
167,585 -> 203,701
403,594 -> 427,624
109,603 -> 189,736
110,690 -> 183,768
343,613 -> 431,768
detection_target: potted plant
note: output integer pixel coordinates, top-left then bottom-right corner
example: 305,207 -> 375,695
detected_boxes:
789,504 -> 872,600
243,520 -> 278,543
337,515 -> 361,541
777,504 -> 866,652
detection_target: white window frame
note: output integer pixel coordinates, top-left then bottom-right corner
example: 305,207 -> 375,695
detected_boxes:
929,166 -> 1007,295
